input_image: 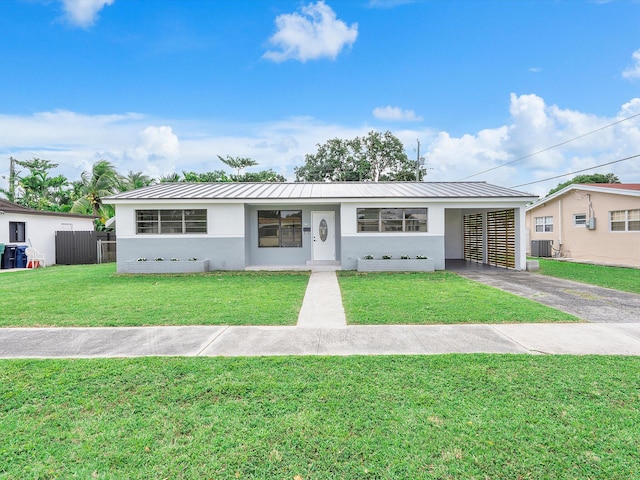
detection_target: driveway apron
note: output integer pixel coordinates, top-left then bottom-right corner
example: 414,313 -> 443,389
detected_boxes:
455,269 -> 640,323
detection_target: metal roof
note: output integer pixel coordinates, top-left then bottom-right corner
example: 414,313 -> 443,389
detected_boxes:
106,182 -> 537,202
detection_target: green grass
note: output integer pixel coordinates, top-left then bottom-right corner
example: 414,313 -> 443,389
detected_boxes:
0,264 -> 309,327
536,259 -> 640,294
338,271 -> 578,324
1,355 -> 639,479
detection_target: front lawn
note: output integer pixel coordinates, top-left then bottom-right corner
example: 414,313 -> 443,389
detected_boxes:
338,271 -> 578,324
537,258 -> 640,294
0,264 -> 309,327
1,356 -> 638,479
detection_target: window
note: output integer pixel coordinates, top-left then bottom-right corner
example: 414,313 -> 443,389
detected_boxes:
258,210 -> 302,247
9,222 -> 25,242
610,209 -> 640,232
535,216 -> 553,233
573,214 -> 586,227
136,209 -> 207,234
357,208 -> 427,232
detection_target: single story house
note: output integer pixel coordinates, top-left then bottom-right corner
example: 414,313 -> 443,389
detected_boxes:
0,199 -> 97,266
105,181 -> 538,273
525,183 -> 640,267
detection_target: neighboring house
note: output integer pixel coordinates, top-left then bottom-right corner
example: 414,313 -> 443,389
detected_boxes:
0,199 -> 96,266
525,184 -> 640,267
106,182 -> 537,273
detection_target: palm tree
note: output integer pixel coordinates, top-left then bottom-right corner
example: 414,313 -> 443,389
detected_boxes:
71,160 -> 122,216
120,170 -> 155,191
159,172 -> 182,183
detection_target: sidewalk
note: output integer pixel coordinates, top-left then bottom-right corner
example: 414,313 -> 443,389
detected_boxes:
2,270 -> 640,358
2,323 -> 640,358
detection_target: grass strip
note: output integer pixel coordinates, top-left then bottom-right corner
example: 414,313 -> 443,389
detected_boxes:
338,271 -> 578,324
1,355 -> 638,479
537,258 -> 640,294
0,264 -> 309,327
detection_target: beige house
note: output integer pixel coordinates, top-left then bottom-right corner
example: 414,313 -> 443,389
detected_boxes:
525,184 -> 640,267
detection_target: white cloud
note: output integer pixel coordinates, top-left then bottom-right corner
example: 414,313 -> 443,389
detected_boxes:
373,106 -> 423,122
422,93 -> 640,196
60,0 -> 114,28
1,95 -> 640,199
622,49 -> 640,80
132,126 -> 180,161
263,1 -> 358,63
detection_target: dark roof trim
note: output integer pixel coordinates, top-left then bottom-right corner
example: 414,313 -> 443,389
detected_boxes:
0,199 -> 96,219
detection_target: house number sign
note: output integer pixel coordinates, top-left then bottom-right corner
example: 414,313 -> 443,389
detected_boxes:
319,219 -> 328,242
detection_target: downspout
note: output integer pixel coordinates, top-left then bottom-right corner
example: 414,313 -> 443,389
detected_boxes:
558,199 -> 563,256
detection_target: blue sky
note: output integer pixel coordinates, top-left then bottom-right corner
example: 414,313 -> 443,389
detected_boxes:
1,0 -> 640,196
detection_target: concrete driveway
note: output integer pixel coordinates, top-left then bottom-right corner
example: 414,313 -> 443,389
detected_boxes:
452,266 -> 640,323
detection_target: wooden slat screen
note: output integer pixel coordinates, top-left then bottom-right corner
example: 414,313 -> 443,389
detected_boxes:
487,209 -> 515,268
463,213 -> 483,263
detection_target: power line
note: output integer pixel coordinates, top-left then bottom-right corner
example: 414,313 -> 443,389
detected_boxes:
509,153 -> 640,189
457,112 -> 640,181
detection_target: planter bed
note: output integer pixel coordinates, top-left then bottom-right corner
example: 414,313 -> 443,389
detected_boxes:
356,258 -> 435,272
123,259 -> 209,274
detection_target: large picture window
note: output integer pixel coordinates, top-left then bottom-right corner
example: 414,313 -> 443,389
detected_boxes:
136,209 -> 207,234
610,209 -> 640,232
357,208 -> 427,232
535,216 -> 553,233
258,210 -> 302,247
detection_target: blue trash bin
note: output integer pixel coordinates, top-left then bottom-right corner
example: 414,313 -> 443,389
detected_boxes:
15,246 -> 28,268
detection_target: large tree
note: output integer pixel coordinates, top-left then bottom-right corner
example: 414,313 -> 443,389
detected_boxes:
295,130 -> 423,182
546,173 -> 620,197
217,155 -> 258,176
11,158 -> 70,211
71,160 -> 122,217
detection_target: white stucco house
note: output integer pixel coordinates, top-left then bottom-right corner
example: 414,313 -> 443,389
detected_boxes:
105,181 -> 538,273
0,199 -> 96,267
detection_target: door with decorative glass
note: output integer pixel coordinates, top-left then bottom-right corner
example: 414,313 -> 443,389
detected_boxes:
311,211 -> 335,261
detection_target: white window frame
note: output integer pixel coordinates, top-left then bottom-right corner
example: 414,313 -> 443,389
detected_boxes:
573,214 -> 586,227
534,216 -> 553,233
610,209 -> 640,232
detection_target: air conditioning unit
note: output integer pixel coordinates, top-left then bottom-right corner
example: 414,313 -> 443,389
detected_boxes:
531,240 -> 553,257
586,217 -> 596,230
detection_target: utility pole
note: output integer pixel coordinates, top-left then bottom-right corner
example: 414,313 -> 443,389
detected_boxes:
415,140 -> 420,181
8,157 -> 16,202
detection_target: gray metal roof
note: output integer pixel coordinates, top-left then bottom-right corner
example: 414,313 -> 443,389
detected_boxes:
105,182 -> 537,201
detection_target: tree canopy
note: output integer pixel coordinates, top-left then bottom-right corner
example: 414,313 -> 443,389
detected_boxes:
11,158 -> 70,211
294,130 -> 422,182
546,173 -> 621,197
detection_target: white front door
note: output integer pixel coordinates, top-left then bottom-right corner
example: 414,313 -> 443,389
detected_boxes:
311,211 -> 336,261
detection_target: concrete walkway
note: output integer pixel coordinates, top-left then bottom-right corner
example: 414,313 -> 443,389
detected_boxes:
297,270 -> 346,327
2,270 -> 640,358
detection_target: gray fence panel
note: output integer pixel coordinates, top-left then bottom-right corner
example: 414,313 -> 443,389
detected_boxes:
55,231 -> 116,265
55,231 -> 96,264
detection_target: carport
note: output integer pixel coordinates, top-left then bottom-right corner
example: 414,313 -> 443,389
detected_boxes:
445,207 -> 519,269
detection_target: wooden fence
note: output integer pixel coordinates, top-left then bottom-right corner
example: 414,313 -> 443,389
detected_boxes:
55,231 -> 116,265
